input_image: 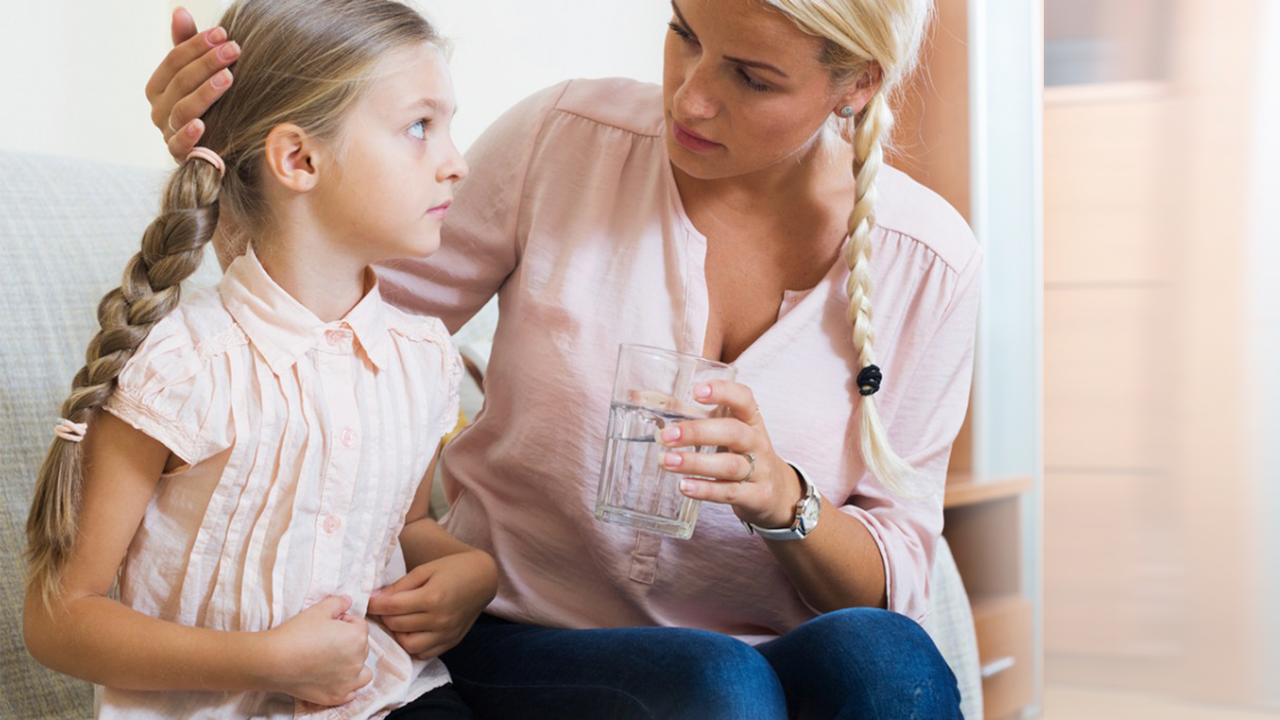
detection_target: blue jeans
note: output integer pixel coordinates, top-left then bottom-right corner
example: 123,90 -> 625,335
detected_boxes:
441,608 -> 962,719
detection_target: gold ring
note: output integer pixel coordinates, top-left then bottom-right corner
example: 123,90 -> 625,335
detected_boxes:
740,452 -> 756,482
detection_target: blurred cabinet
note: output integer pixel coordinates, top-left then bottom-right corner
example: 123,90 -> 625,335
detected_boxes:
897,0 -> 1041,717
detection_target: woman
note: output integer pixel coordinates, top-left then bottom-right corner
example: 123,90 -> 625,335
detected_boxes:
148,0 -> 978,717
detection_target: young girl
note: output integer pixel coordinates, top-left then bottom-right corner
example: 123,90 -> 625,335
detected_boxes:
22,0 -> 495,718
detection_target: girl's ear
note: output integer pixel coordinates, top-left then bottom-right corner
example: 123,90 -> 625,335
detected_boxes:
263,124 -> 323,192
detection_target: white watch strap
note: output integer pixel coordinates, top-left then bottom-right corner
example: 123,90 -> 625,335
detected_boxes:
742,462 -> 816,541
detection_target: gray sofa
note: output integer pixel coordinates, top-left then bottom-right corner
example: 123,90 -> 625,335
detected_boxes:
0,150 -> 983,719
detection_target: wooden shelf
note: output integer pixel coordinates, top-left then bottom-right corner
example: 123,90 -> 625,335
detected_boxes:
944,475 -> 1033,509
969,592 -> 1027,620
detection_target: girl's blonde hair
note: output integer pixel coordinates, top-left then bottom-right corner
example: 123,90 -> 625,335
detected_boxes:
762,0 -> 931,493
26,0 -> 441,605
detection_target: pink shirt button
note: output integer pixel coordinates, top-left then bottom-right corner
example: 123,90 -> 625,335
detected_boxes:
325,329 -> 345,346
323,514 -> 340,534
340,427 -> 357,447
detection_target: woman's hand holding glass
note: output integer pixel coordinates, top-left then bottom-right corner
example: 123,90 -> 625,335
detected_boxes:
658,380 -> 804,531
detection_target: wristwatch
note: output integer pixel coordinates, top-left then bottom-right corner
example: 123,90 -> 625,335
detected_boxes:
742,462 -> 820,540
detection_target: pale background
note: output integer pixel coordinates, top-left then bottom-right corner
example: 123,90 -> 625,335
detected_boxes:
0,0 -> 671,166
3,1 -> 1280,718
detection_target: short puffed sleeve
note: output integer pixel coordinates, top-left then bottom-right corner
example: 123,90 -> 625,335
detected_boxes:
102,312 -> 237,467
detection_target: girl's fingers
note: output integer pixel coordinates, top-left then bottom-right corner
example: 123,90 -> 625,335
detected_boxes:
377,611 -> 436,634
661,449 -> 752,482
656,416 -> 752,451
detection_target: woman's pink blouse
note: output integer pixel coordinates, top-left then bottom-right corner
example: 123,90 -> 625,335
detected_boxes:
378,78 -> 981,640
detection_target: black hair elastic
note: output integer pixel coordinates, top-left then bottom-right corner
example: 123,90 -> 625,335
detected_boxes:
857,365 -> 882,396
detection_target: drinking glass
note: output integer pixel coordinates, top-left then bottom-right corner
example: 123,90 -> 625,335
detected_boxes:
594,344 -> 737,539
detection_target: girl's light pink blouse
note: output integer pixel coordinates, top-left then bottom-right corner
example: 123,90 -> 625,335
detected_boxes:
379,79 -> 981,640
99,248 -> 461,719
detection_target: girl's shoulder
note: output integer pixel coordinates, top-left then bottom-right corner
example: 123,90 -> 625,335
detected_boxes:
137,286 -> 246,365
381,305 -> 453,348
105,287 -> 241,465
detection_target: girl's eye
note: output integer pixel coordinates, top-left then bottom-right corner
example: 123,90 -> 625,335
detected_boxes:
737,68 -> 771,93
409,119 -> 430,140
667,21 -> 697,44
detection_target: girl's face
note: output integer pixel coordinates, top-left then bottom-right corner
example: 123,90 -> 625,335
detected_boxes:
662,0 -> 860,181
313,41 -> 467,263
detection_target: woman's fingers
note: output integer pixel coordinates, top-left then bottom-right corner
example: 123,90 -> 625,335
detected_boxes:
662,448 -> 752,481
170,6 -> 199,46
679,476 -> 754,504
146,25 -> 226,115
657,416 -> 752,451
166,119 -> 204,161
169,66 -> 233,133
693,380 -> 761,425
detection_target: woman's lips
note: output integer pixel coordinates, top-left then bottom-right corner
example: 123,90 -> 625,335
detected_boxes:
673,122 -> 722,153
426,200 -> 451,219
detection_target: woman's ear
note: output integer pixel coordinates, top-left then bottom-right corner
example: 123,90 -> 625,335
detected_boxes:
834,64 -> 884,117
263,123 -> 323,192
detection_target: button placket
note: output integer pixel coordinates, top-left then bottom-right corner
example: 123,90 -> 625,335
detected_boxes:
309,326 -> 360,597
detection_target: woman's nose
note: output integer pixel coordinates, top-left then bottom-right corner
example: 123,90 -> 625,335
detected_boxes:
673,62 -> 718,121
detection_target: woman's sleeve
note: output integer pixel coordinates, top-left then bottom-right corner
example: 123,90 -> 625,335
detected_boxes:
102,318 -> 232,469
376,81 -> 573,334
839,241 -> 983,621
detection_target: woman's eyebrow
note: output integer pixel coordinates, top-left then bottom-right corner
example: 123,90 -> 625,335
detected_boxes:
670,0 -> 791,79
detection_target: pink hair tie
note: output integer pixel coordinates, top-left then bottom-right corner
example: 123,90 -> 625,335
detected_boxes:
186,147 -> 226,178
54,418 -> 88,443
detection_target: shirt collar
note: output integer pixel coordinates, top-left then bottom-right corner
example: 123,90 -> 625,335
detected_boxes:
219,247 -> 389,375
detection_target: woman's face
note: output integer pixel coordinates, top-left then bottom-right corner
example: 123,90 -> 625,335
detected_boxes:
662,0 -> 860,181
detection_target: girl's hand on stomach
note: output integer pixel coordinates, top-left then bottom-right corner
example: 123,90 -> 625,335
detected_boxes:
145,8 -> 239,160
367,549 -> 498,659
265,594 -> 372,706
657,380 -> 807,530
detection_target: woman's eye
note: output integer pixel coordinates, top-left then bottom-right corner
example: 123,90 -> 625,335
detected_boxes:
737,68 -> 771,93
409,119 -> 429,140
667,21 -> 697,44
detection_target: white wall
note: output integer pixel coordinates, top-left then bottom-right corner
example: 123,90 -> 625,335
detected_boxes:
0,1 -> 175,167
0,0 -> 671,168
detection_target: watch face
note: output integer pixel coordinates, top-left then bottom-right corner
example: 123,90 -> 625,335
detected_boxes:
799,498 -> 820,531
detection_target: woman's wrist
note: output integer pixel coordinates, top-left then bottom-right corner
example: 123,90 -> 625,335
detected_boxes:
755,460 -> 806,529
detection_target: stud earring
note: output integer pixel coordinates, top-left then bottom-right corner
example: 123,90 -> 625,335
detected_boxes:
839,106 -> 855,118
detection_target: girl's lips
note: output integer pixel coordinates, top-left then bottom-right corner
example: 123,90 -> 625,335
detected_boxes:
673,122 -> 722,153
427,200 -> 452,219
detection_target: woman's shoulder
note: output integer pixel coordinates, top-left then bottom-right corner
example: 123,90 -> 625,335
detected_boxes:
874,165 -> 981,275
550,77 -> 665,138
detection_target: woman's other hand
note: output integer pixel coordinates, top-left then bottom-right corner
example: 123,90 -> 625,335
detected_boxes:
366,549 -> 499,660
265,594 -> 372,707
145,7 -> 240,161
657,380 -> 806,530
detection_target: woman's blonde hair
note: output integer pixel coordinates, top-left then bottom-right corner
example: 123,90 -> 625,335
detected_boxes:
25,0 -> 441,605
762,0 -> 932,493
